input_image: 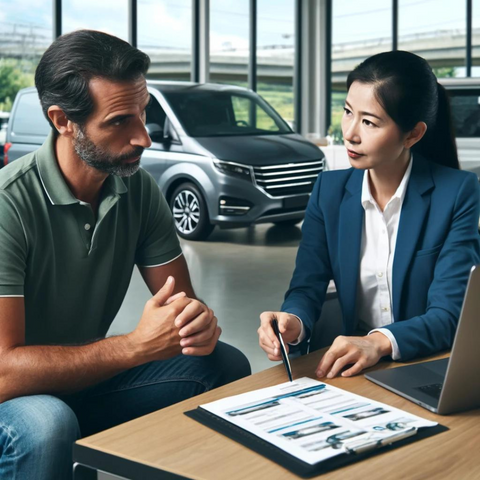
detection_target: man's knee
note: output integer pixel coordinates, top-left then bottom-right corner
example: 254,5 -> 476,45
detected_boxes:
0,395 -> 80,476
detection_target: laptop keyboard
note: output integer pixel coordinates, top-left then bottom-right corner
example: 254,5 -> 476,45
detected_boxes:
416,383 -> 443,399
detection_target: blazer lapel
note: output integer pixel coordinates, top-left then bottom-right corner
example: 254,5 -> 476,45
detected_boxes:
392,157 -> 434,321
338,170 -> 364,333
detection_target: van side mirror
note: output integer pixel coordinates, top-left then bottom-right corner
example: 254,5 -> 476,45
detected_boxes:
163,118 -> 179,144
145,123 -> 164,143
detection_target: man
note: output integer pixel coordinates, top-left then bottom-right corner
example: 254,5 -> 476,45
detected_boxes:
0,30 -> 250,479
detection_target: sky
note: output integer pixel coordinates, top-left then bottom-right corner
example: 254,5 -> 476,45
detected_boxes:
0,0 -> 478,55
0,0 -> 294,51
332,0 -> 471,45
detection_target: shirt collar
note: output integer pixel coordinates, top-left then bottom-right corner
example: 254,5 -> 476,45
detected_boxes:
37,130 -> 128,206
361,154 -> 413,211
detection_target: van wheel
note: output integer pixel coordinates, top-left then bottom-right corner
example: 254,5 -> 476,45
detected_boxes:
170,183 -> 214,241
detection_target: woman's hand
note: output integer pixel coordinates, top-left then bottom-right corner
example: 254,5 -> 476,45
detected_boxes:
258,312 -> 302,361
316,333 -> 392,378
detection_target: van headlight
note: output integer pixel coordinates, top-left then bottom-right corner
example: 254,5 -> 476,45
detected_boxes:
213,160 -> 253,182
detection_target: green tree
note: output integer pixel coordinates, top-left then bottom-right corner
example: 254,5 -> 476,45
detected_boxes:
0,59 -> 35,112
432,66 -> 457,78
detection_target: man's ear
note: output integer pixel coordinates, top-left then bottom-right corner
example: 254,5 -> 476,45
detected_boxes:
404,121 -> 427,149
47,106 -> 75,136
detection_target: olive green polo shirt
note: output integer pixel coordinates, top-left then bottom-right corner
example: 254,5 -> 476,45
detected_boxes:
0,132 -> 182,345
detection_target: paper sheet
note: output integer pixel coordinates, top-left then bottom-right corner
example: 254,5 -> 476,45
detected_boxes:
201,377 -> 437,465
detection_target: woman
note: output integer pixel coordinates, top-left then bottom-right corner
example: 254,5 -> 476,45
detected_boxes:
258,51 -> 480,378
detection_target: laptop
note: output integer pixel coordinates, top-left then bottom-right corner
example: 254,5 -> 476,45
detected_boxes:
365,264 -> 480,415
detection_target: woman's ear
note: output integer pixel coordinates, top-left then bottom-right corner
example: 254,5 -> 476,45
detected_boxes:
404,121 -> 427,149
47,106 -> 75,136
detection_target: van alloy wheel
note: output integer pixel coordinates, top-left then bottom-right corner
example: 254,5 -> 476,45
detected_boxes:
169,183 -> 215,241
173,190 -> 200,235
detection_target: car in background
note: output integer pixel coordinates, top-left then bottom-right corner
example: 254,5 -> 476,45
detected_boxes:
0,112 -> 9,166
441,78 -> 480,180
5,83 -> 325,240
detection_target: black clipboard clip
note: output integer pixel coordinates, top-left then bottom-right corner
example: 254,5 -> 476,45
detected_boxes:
342,427 -> 418,454
271,318 -> 293,382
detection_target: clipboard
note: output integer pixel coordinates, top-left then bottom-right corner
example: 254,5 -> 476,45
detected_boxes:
184,407 -> 447,478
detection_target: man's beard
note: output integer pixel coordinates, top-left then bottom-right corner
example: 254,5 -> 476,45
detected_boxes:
73,126 -> 144,177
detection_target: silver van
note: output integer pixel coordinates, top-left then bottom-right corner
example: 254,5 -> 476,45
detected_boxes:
5,82 -> 324,240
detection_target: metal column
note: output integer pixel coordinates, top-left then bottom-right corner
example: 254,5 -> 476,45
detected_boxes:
53,0 -> 62,39
297,0 -> 331,137
191,0 -> 209,83
129,0 -> 137,47
249,0 -> 257,92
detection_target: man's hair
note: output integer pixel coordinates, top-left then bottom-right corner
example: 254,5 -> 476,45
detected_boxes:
35,30 -> 151,130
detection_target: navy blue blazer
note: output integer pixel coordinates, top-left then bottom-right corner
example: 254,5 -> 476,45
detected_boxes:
282,156 -> 480,360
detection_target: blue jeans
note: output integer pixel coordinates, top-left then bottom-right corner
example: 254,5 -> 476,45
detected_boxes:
0,341 -> 250,479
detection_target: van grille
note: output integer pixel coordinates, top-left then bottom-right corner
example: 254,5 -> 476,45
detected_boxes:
253,159 -> 324,197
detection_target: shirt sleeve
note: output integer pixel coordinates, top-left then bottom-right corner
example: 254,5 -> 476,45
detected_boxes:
287,314 -> 307,346
368,328 -> 401,360
135,171 -> 183,267
0,192 -> 28,296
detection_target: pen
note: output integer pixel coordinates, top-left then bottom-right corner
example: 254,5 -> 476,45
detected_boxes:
271,318 -> 293,382
343,427 -> 418,454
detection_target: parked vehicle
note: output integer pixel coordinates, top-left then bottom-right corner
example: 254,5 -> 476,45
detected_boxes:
441,78 -> 480,180
5,83 -> 325,240
0,112 -> 9,166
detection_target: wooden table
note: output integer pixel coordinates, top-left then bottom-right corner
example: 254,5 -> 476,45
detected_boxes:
73,350 -> 480,479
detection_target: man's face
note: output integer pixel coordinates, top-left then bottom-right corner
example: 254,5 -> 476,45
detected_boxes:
73,76 -> 152,177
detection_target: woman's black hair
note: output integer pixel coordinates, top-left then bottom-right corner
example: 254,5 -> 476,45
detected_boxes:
35,30 -> 151,131
347,50 -> 459,169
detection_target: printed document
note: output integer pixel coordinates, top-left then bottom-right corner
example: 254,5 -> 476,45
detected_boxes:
201,377 -> 437,465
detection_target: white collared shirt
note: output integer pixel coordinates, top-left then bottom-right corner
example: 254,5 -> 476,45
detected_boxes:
358,156 -> 413,360
290,157 -> 413,360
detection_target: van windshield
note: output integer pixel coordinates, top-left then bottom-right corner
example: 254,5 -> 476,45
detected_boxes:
162,89 -> 292,137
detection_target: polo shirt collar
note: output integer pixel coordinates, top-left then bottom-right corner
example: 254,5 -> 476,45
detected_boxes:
103,173 -> 128,197
37,130 -> 128,205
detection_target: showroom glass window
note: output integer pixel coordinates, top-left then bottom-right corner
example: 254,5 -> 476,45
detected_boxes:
330,0 -> 392,145
138,0 -> 192,81
210,0 -> 249,85
0,0 -> 52,112
257,0 -> 294,129
474,0 -> 480,76
63,0 -> 129,41
399,0 -> 466,78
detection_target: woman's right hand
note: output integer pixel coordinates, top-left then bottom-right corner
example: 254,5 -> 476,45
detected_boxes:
258,312 -> 302,361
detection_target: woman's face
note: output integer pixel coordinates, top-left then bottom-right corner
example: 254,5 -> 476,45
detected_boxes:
341,81 -> 409,171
